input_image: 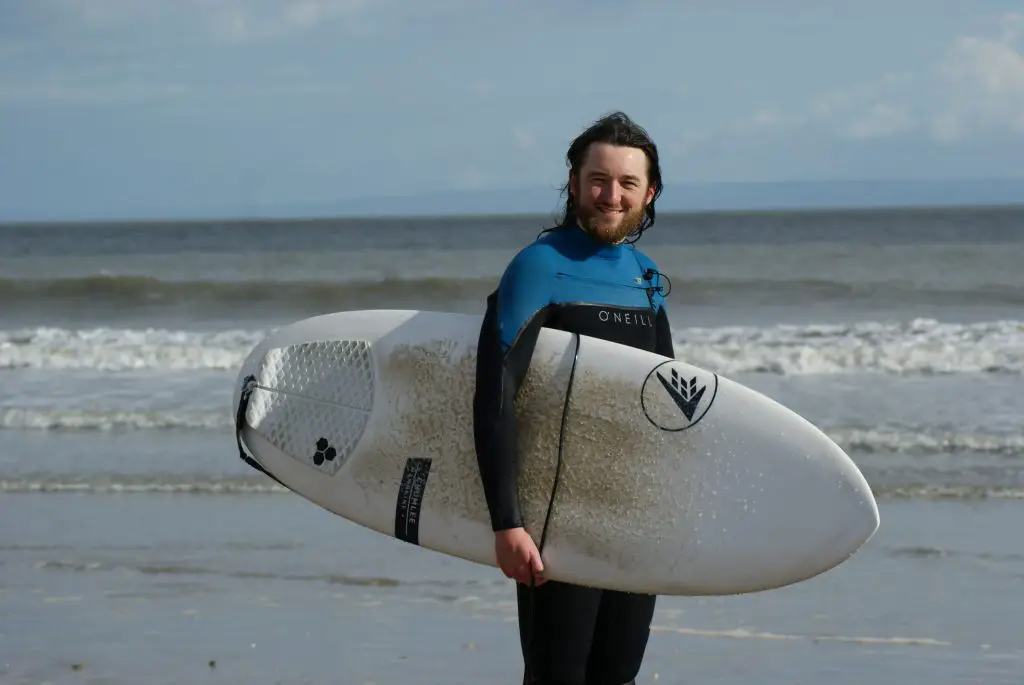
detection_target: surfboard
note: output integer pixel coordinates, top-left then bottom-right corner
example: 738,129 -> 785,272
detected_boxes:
232,309 -> 878,596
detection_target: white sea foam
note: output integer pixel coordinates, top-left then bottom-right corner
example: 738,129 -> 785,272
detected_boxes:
673,318 -> 1024,375
3,406 -> 1021,460
0,326 -> 261,371
0,407 -> 231,431
1,473 -> 1022,500
1,318 -> 1022,375
829,428 -> 1024,455
649,625 -> 951,647
0,477 -> 285,494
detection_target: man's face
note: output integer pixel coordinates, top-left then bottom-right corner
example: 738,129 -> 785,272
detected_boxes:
570,142 -> 655,244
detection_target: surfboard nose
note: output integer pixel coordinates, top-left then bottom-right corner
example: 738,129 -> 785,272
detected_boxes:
771,433 -> 879,588
830,443 -> 880,556
661,396 -> 882,596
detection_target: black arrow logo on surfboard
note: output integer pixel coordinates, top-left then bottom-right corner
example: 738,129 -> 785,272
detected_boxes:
656,368 -> 706,421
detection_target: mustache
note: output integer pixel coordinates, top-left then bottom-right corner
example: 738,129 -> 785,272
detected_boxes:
577,205 -> 645,242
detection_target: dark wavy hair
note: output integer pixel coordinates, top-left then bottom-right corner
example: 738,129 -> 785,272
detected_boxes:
543,111 -> 663,243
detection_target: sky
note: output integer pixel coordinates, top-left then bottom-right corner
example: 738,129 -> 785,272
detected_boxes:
2,1 -> 1024,221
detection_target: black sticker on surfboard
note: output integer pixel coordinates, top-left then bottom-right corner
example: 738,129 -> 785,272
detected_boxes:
394,458 -> 432,545
640,360 -> 718,432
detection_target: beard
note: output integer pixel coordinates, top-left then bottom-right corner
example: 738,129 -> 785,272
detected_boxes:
575,202 -> 647,244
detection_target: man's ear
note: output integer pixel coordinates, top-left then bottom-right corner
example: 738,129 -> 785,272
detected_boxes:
644,183 -> 656,206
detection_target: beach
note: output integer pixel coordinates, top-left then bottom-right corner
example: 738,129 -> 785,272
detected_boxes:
2,206 -> 1023,683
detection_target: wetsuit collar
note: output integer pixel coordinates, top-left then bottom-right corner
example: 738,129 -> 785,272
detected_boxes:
569,220 -> 628,258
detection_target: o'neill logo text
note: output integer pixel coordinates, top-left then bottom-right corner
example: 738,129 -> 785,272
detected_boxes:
640,360 -> 718,432
597,310 -> 654,327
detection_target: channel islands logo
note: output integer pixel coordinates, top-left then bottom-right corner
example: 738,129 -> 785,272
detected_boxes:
640,360 -> 718,431
312,437 -> 337,466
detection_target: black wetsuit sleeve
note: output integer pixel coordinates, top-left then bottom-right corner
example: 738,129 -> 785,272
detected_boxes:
654,304 -> 675,359
473,251 -> 553,531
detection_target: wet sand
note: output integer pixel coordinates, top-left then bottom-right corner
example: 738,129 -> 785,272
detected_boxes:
2,492 -> 1022,684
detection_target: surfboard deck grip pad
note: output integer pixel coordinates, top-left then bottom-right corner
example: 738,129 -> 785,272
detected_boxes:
245,341 -> 374,476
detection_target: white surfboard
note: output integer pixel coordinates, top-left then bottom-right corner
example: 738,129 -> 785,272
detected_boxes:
232,309 -> 878,596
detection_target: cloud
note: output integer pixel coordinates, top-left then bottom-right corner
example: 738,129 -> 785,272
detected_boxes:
42,0 -> 164,27
11,0 -> 373,43
205,1 -> 372,43
0,80 -> 194,105
0,1 -> 370,104
671,13 -> 1024,153
932,12 -> 1024,141
451,166 -> 491,190
840,103 -> 915,139
0,64 -> 339,105
0,80 -> 338,105
732,107 -> 794,134
672,72 -> 918,153
512,126 -> 537,150
811,72 -> 915,118
788,72 -> 918,142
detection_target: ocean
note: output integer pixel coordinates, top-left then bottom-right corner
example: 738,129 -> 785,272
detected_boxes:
1,205 -> 1023,684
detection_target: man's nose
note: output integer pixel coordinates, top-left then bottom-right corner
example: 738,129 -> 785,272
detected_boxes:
599,181 -> 621,204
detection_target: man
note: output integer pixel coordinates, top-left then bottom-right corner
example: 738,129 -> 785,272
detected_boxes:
473,112 -> 675,685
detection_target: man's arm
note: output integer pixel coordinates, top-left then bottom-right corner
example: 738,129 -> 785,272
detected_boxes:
654,303 -> 675,359
473,247 -> 553,531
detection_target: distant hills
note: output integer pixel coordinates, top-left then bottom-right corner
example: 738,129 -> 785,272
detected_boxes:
4,178 -> 1024,224
322,178 -> 1024,218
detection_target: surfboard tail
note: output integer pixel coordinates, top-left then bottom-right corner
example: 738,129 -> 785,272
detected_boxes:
234,340 -> 376,480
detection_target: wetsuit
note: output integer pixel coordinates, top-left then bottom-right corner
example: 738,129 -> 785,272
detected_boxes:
473,223 -> 675,685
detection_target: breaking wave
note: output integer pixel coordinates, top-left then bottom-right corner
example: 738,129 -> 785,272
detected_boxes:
3,476 -> 1023,501
674,318 -> 1024,375
0,407 -> 231,431
2,318 -> 1022,375
0,476 -> 285,494
829,428 -> 1024,456
2,407 -> 1021,459
0,327 -> 255,371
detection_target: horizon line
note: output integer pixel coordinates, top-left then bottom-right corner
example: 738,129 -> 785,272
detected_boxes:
4,198 -> 1024,229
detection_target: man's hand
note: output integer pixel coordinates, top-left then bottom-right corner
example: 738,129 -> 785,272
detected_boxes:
495,527 -> 546,585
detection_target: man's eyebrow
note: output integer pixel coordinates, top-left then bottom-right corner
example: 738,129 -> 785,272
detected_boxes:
587,169 -> 642,182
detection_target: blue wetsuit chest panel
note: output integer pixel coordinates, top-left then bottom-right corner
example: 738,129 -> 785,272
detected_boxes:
493,226 -> 667,355
472,224 -> 675,531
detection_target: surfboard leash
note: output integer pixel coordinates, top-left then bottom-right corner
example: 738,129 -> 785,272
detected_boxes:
234,374 -> 286,488
524,332 -> 581,684
537,331 -> 581,556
